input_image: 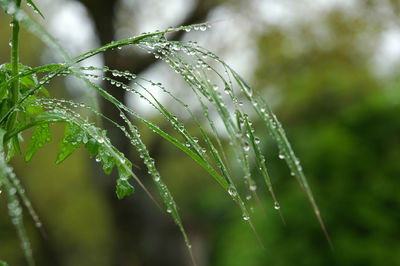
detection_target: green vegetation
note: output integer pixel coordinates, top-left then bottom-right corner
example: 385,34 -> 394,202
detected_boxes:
0,1 -> 329,265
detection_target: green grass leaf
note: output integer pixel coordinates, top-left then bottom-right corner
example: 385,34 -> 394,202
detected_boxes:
56,122 -> 82,164
26,0 -> 44,19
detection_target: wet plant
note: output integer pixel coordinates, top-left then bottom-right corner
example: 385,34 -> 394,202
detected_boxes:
0,0 -> 331,265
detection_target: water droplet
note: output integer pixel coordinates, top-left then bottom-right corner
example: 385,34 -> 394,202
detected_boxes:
246,195 -> 252,200
9,40 -> 12,47
249,184 -> 257,191
242,214 -> 250,221
228,185 -> 237,197
279,154 -> 285,159
254,137 -> 260,144
184,28 -> 191,32
166,207 -> 172,213
243,142 -> 250,151
9,187 -> 16,195
274,202 -> 280,210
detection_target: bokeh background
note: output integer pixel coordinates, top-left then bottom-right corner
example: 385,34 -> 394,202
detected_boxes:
1,0 -> 400,265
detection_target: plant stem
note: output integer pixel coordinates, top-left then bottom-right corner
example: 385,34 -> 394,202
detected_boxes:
8,0 -> 22,132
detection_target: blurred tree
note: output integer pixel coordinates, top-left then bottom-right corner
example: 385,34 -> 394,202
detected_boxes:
70,0 -> 223,265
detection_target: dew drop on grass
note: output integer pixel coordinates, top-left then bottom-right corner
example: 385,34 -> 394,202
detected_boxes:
274,202 -> 280,210
249,184 -> 257,191
254,137 -> 260,144
228,185 -> 237,197
243,142 -> 250,151
9,187 -> 16,195
242,214 -> 250,221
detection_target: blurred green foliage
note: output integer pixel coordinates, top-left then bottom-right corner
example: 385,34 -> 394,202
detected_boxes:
206,7 -> 400,266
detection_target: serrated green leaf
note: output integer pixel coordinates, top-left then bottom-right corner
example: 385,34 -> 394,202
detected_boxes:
20,73 -> 35,88
25,104 -> 43,115
98,146 -> 116,174
56,123 -> 82,164
39,86 -> 49,97
25,123 -> 51,162
84,137 -> 99,157
11,136 -> 21,155
116,178 -> 134,199
116,158 -> 132,180
24,96 -> 43,115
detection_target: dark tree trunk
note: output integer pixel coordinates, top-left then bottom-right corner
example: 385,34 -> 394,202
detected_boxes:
74,0 -> 219,265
